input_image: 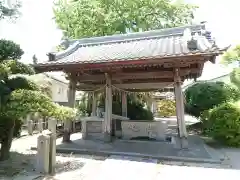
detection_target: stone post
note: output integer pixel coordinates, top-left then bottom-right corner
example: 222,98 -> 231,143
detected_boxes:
47,119 -> 57,174
49,132 -> 56,174
36,133 -> 50,173
48,118 -> 57,134
38,118 -> 43,133
81,120 -> 87,139
27,120 -> 33,135
103,73 -> 112,142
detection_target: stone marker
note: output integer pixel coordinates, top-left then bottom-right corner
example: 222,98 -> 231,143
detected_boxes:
38,118 -> 43,133
36,133 -> 50,173
27,120 -> 33,135
49,133 -> 56,174
47,119 -> 57,174
81,120 -> 87,139
48,118 -> 57,133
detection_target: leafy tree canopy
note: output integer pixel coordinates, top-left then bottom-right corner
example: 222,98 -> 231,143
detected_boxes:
230,68 -> 240,89
54,0 -> 197,39
184,82 -> 239,117
0,39 -> 24,61
222,45 -> 240,65
0,0 -> 20,20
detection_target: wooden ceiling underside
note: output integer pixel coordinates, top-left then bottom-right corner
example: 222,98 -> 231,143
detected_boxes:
69,59 -> 206,91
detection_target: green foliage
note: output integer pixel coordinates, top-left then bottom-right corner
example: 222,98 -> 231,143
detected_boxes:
0,40 -> 24,61
77,93 -> 90,116
5,77 -> 39,91
54,0 -> 197,39
157,99 -> 176,117
53,104 -> 77,121
222,45 -> 240,65
0,38 -> 77,160
3,60 -> 35,75
77,92 -> 153,120
0,63 -> 9,80
230,68 -> 240,90
1,89 -> 55,119
204,102 -> 240,147
184,82 -> 239,117
0,0 -> 21,19
127,100 -> 153,120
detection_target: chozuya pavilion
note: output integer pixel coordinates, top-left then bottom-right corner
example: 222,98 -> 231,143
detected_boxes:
33,23 -> 226,147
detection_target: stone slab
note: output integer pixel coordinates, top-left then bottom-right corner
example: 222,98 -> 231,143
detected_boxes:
86,121 -> 102,133
121,121 -> 167,140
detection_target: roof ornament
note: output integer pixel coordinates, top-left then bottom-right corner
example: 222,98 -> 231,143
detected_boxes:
32,54 -> 38,64
47,53 -> 56,61
184,28 -> 198,51
60,38 -> 70,49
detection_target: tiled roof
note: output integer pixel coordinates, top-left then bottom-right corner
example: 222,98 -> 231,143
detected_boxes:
37,24 -> 225,66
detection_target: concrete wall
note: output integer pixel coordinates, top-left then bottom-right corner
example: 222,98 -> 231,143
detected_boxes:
51,80 -> 69,103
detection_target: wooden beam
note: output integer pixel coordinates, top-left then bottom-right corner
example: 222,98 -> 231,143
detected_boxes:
114,82 -> 173,89
76,68 -> 200,82
76,71 -> 173,82
76,82 -> 173,91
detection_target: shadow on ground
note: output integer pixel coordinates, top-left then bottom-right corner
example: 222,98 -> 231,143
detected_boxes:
0,151 -> 36,178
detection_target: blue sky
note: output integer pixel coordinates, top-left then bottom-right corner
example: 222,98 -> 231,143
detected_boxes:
0,0 -> 239,80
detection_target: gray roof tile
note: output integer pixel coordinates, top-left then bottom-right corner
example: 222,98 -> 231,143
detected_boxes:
37,24 -> 225,66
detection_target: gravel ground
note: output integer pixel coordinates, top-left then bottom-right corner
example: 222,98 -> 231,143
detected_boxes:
0,135 -> 107,180
0,152 -> 107,180
1,130 -> 240,180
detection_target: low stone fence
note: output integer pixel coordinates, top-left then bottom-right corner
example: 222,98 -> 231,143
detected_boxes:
22,113 -> 79,136
121,120 -> 168,140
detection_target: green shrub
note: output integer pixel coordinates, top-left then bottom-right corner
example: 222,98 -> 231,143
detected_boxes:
77,93 -> 153,120
206,102 -> 240,147
157,99 -> 176,117
185,82 -> 239,117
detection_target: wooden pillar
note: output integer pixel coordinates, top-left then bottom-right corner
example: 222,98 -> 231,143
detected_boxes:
174,68 -> 188,148
103,73 -> 112,142
121,91 -> 127,117
63,78 -> 76,142
87,92 -> 91,116
91,92 -> 97,116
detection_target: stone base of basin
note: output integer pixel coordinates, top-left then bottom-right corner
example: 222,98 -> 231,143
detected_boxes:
121,121 -> 168,141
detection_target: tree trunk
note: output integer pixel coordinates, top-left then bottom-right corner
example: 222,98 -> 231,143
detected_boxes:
0,121 -> 15,161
